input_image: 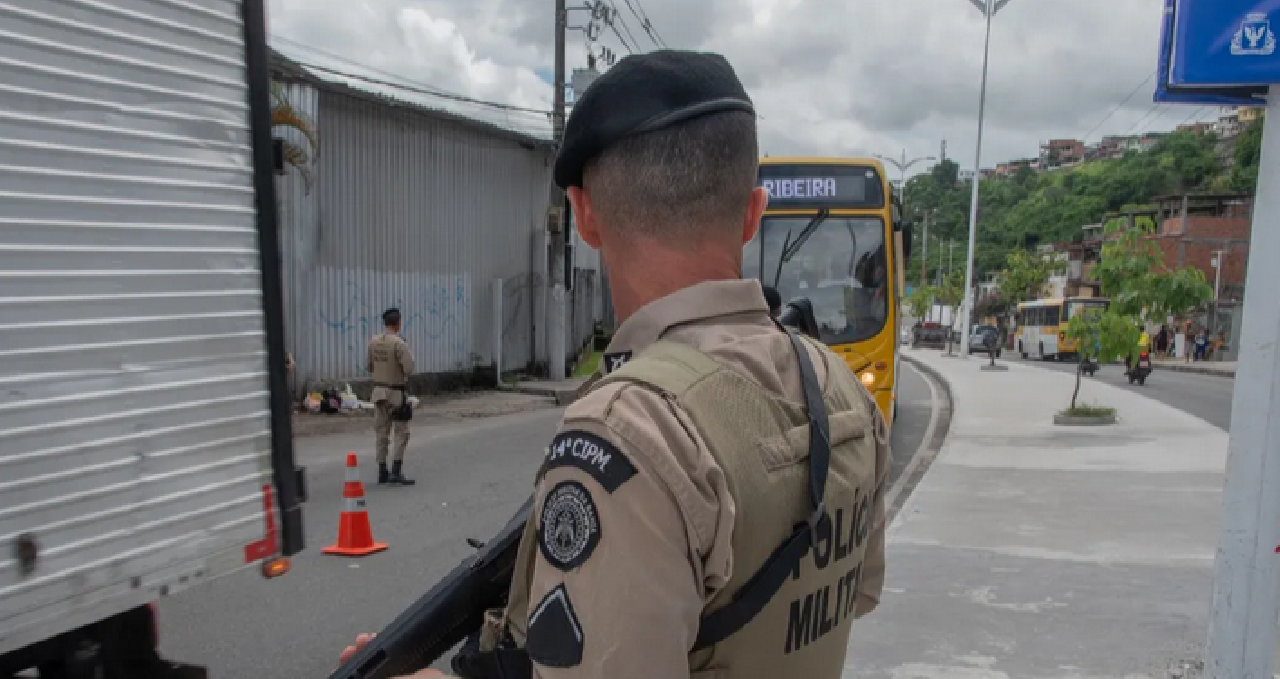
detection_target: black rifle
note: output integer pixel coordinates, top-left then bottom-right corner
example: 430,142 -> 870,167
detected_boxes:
327,498 -> 532,679
326,301 -> 822,679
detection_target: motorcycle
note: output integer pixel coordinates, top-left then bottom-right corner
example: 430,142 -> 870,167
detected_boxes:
1125,350 -> 1153,386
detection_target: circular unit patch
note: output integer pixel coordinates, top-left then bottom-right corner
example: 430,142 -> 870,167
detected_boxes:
539,480 -> 601,571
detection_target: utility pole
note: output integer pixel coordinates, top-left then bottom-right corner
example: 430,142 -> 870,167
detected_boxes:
547,0 -> 568,381
958,0 -> 1015,359
920,211 -> 932,288
1205,90 -> 1280,679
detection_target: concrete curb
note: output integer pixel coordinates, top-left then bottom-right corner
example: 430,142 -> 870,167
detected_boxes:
499,383 -> 580,406
1152,362 -> 1235,378
890,354 -> 955,522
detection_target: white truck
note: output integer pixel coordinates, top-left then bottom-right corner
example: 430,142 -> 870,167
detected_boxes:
0,0 -> 307,676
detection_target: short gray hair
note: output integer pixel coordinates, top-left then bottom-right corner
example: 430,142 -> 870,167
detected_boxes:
582,111 -> 759,239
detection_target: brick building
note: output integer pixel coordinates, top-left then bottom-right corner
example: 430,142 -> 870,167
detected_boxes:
1040,139 -> 1086,168
1149,194 -> 1252,301
1065,194 -> 1252,303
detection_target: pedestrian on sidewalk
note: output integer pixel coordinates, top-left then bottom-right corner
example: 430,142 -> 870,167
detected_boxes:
340,49 -> 888,679
366,308 -> 416,486
1194,327 -> 1209,362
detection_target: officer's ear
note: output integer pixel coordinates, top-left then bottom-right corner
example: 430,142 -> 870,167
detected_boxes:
567,186 -> 602,250
742,186 -> 767,245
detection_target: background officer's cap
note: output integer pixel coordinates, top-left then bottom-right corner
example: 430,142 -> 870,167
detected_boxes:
554,50 -> 755,190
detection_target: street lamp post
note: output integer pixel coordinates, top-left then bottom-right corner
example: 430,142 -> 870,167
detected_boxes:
874,150 -> 937,197
958,0 -> 1015,359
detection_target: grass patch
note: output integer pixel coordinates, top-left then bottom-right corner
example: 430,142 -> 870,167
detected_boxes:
1060,404 -> 1116,418
573,349 -> 602,378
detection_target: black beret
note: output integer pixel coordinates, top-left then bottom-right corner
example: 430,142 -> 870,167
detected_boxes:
554,50 -> 755,189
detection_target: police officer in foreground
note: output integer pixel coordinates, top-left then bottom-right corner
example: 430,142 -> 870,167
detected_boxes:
340,49 -> 888,678
367,308 -> 417,486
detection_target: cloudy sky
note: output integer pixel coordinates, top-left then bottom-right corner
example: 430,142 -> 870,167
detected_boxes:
265,0 -> 1226,178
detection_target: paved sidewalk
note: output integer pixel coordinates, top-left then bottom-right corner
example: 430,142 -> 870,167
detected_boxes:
844,349 -> 1229,678
500,376 -> 589,405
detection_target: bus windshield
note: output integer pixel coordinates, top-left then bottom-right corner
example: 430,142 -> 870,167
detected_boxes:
1065,299 -> 1108,320
744,215 -> 888,344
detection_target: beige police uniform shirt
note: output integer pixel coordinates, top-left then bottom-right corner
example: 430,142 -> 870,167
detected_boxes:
520,279 -> 888,678
366,332 -> 415,405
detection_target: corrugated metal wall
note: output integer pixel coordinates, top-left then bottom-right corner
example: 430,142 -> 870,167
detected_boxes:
272,82 -> 321,388
275,85 -> 562,385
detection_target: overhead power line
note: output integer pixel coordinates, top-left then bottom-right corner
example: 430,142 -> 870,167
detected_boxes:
298,62 -> 553,116
621,0 -> 667,48
1081,70 -> 1155,143
1122,101 -> 1164,136
602,0 -> 641,53
269,37 -> 552,117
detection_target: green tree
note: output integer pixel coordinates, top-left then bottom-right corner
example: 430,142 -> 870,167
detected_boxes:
1065,308 -> 1140,410
935,269 -> 965,354
1094,221 -> 1214,324
997,249 -> 1065,306
905,286 -> 934,321
1229,119 -> 1264,192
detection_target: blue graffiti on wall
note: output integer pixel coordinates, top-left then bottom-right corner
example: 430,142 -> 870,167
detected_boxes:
317,275 -> 472,369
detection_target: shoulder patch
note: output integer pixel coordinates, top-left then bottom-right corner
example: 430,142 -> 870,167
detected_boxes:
538,480 -> 602,571
541,430 -> 637,493
603,350 -> 633,373
526,584 -> 584,668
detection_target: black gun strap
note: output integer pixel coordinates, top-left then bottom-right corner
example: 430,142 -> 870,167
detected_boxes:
692,327 -> 830,652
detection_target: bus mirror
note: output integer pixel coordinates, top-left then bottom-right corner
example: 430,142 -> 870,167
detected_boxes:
901,222 -> 914,262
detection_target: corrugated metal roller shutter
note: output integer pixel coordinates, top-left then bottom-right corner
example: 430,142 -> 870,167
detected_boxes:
0,0 -> 279,652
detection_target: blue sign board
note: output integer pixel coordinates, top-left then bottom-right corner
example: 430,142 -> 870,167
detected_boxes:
1168,0 -> 1280,87
1152,0 -> 1269,103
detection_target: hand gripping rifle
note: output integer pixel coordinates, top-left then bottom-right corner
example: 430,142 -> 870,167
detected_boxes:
326,295 -> 822,679
326,498 -> 532,679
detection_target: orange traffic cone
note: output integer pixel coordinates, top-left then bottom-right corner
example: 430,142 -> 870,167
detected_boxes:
322,453 -> 388,557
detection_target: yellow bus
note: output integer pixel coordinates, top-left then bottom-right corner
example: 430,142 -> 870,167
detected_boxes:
1015,297 -> 1110,360
743,157 -> 911,425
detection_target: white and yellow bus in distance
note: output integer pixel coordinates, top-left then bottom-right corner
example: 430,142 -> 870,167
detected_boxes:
743,157 -> 912,425
1015,297 -> 1110,360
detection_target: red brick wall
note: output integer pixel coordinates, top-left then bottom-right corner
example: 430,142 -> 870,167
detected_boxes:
1151,236 -> 1249,296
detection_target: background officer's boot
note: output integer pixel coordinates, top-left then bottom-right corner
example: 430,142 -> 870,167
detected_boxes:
388,460 -> 416,486
377,463 -> 389,485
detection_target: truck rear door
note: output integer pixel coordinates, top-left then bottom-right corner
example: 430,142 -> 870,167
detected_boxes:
0,0 -> 304,656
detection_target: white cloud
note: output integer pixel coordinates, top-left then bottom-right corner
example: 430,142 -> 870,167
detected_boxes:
267,0 -> 1224,175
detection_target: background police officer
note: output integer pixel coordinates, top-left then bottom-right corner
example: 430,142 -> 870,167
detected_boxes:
341,49 -> 888,678
367,308 -> 416,486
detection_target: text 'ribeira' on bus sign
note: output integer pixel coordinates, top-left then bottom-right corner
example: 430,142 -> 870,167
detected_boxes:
757,164 -> 885,209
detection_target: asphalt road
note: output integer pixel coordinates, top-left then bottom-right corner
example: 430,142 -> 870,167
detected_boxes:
154,363 -> 943,679
1003,354 -> 1234,430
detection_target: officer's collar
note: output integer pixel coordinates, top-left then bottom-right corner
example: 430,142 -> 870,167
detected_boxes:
597,279 -> 769,375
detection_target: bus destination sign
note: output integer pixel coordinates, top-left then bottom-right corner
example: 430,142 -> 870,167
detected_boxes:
758,164 -> 884,209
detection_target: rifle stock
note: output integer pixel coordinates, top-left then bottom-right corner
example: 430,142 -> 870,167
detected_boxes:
327,497 -> 533,679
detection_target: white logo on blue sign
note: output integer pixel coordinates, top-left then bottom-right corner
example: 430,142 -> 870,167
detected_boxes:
1231,12 -> 1276,56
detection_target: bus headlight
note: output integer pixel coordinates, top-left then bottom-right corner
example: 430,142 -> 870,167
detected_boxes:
860,371 -> 876,387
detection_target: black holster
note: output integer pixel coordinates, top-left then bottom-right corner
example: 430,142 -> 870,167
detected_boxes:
388,385 -> 413,422
451,630 -> 531,679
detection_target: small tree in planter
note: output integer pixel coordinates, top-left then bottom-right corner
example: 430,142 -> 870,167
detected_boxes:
936,269 -> 965,355
905,285 -> 934,322
1060,307 -> 1140,422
